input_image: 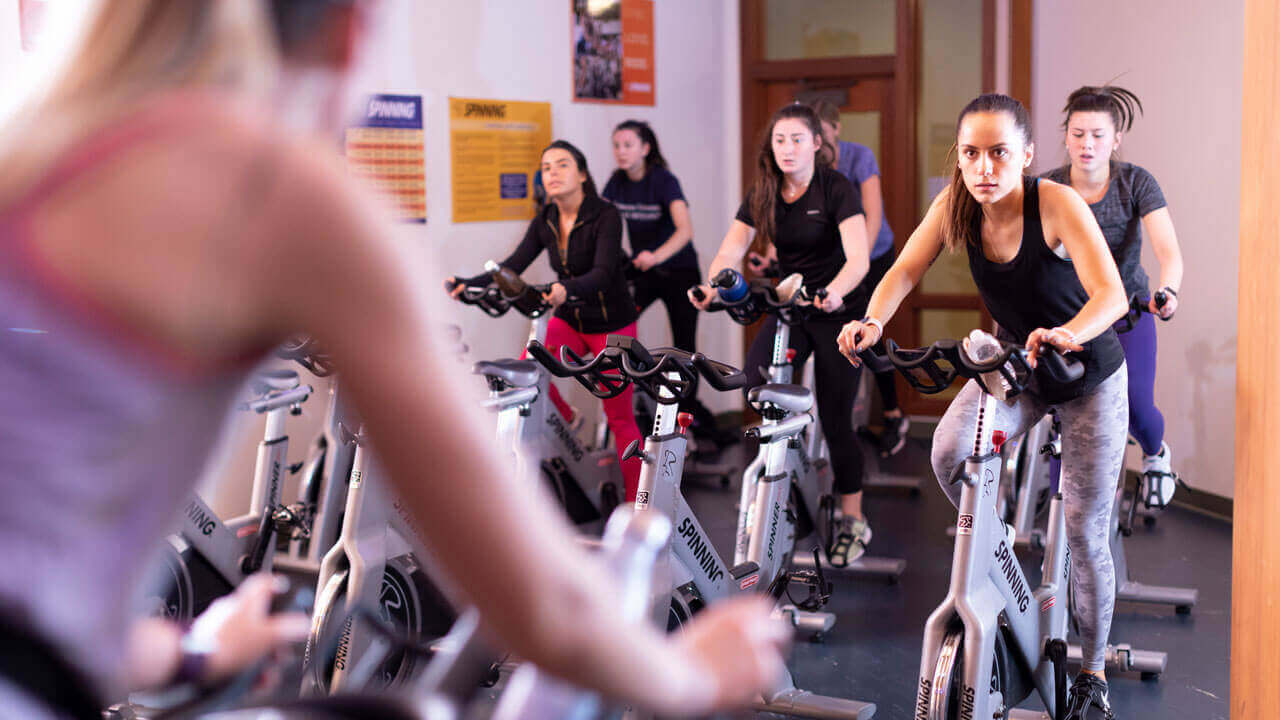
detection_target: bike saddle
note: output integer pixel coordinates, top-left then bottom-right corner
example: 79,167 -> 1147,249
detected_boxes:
251,368 -> 300,395
472,359 -> 541,388
748,383 -> 814,415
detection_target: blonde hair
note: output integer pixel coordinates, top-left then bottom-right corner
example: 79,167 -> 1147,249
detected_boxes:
40,0 -> 280,114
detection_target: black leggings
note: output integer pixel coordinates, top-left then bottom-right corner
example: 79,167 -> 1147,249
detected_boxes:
633,265 -> 701,352
859,251 -> 900,412
744,313 -> 866,494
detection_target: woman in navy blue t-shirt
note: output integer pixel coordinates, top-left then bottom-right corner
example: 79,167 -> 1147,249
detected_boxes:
603,120 -> 726,442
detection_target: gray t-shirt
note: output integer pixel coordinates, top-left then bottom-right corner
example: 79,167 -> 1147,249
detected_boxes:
1041,161 -> 1167,298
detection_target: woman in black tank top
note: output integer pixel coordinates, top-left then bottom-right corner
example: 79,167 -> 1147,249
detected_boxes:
837,95 -> 1130,720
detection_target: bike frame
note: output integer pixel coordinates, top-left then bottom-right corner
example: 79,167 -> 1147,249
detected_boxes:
917,391 -> 1069,719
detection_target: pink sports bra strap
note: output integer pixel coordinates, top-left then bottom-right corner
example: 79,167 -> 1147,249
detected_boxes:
7,92 -> 218,218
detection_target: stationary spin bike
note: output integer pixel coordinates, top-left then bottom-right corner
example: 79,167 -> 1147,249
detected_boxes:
529,333 -> 878,719
861,332 -> 1084,720
138,368 -> 315,622
699,269 -> 906,582
449,266 -> 624,531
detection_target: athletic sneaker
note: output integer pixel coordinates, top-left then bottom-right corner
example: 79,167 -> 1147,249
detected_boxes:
877,415 -> 910,457
829,516 -> 872,567
1064,673 -> 1116,720
1140,441 -> 1178,509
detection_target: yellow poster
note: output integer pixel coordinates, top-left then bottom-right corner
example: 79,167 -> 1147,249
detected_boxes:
450,97 -> 553,223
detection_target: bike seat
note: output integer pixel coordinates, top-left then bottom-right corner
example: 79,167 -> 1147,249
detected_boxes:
748,384 -> 813,414
251,369 -> 300,395
473,359 -> 541,388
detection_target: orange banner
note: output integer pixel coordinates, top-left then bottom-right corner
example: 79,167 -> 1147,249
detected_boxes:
571,0 -> 654,106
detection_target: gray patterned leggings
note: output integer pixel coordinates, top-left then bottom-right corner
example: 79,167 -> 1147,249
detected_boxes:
930,365 -> 1129,672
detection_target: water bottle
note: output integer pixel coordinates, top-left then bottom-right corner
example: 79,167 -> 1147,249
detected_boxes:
485,260 -> 544,314
485,260 -> 527,297
966,329 -> 1012,400
711,268 -> 749,303
965,329 -> 1003,363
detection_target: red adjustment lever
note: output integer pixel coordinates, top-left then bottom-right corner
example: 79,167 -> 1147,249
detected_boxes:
676,412 -> 694,435
786,348 -> 797,362
992,430 -> 1007,453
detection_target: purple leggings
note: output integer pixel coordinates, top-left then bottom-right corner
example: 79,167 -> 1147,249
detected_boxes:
1115,307 -> 1165,456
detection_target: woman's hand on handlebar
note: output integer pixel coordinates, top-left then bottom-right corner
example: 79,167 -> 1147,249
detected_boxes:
687,283 -> 715,311
814,289 -> 843,314
746,250 -> 774,274
663,596 -> 790,715
444,276 -> 466,300
1151,290 -> 1178,319
542,282 -> 568,308
836,318 -> 881,366
177,574 -> 310,687
1025,327 -> 1084,369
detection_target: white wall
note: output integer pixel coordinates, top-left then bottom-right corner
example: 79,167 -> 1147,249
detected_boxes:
1033,1 -> 1243,498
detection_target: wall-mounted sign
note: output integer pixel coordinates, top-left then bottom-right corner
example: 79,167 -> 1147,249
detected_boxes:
571,0 -> 654,106
345,94 -> 426,224
449,97 -> 552,223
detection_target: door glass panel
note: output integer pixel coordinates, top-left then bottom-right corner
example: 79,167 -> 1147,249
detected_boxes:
921,247 -> 980,294
916,0 -> 983,295
917,0 -> 983,208
763,0 -> 896,60
838,111 -> 880,164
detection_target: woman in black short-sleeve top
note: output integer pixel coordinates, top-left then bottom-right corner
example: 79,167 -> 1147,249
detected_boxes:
688,103 -> 873,567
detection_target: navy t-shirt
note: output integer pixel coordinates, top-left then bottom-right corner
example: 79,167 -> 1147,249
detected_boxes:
734,165 -> 865,309
601,165 -> 699,271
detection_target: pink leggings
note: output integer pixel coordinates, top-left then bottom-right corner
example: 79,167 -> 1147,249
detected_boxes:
525,317 -> 643,501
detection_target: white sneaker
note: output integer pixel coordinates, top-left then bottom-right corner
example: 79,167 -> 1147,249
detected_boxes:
1140,442 -> 1177,509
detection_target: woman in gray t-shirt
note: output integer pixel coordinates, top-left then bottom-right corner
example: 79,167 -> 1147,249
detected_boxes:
1041,85 -> 1186,508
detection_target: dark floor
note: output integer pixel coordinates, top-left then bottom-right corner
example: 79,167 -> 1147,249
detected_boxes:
682,427 -> 1231,720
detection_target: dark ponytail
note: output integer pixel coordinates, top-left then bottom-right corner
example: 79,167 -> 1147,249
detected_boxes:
941,93 -> 1032,252
748,103 -> 834,248
1061,84 -> 1143,133
542,139 -> 599,199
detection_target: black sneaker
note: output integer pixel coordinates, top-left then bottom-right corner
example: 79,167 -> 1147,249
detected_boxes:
1064,673 -> 1116,720
876,415 -> 910,457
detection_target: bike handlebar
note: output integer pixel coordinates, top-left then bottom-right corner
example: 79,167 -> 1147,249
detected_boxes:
526,334 -> 750,404
858,335 -> 1083,398
275,336 -> 336,377
1116,290 -> 1171,333
691,271 -> 829,327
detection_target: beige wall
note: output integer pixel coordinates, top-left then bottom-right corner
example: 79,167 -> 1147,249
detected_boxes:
1033,1 -> 1244,498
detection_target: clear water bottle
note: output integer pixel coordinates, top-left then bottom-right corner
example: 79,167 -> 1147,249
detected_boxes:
965,329 -> 1003,363
712,268 -> 749,303
966,329 -> 1012,400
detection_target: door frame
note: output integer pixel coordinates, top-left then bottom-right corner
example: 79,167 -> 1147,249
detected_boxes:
739,0 -> 1031,417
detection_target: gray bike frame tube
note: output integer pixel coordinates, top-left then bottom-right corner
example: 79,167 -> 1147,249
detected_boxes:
317,433 -> 392,693
918,393 -> 1067,719
735,319 -> 797,566
294,378 -> 359,565
1011,416 -> 1053,544
636,382 -> 695,626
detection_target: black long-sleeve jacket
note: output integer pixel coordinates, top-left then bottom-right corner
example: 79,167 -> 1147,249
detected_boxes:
496,194 -> 637,333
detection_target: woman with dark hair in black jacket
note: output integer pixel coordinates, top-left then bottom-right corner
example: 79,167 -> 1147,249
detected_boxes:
450,140 -> 643,499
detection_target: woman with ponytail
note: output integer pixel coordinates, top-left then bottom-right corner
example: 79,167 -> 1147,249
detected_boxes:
602,120 -> 727,446
838,93 -> 1130,719
1041,85 -> 1185,509
689,103 -> 874,566
0,4 -> 783,717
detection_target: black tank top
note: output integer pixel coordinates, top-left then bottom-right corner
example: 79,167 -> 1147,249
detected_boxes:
966,177 -> 1124,403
